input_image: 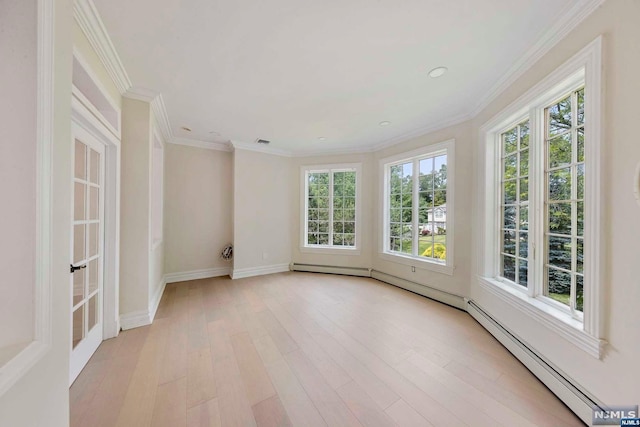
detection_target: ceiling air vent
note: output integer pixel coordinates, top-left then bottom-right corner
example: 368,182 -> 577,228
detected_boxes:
255,138 -> 270,144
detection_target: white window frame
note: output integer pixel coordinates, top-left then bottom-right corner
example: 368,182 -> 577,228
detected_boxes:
379,139 -> 455,275
300,163 -> 362,255
477,37 -> 604,358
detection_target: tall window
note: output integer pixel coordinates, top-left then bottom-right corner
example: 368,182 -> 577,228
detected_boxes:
382,140 -> 454,272
303,165 -> 359,250
479,37 -> 603,356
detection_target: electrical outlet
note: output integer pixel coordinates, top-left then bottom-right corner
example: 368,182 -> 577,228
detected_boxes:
411,266 -> 416,273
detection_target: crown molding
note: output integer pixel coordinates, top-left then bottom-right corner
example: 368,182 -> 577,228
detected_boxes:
170,137 -> 232,152
231,140 -> 294,157
291,145 -> 374,158
73,0 -> 132,95
471,0 -> 606,116
124,87 -> 173,143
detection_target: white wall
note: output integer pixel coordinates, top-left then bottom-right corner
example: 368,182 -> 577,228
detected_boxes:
290,152 -> 375,269
469,0 -> 640,406
233,149 -> 291,273
164,144 -> 233,274
0,0 -> 73,424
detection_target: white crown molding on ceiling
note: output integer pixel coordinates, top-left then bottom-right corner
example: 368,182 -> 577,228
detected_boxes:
76,0 -> 605,159
73,0 -> 132,95
470,0 -> 606,117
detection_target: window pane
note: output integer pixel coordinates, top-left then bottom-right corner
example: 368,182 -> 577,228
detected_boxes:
576,274 -> 584,312
577,164 -> 584,199
547,267 -> 571,306
520,120 -> 530,149
433,190 -> 446,207
434,155 -> 447,190
519,260 -> 528,288
419,192 -> 433,208
577,238 -> 584,274
549,168 -> 571,201
318,221 -> 328,233
520,149 -> 529,176
548,95 -> 572,137
344,222 -> 355,234
519,206 -> 528,230
503,206 -> 516,230
577,88 -> 585,126
504,155 -> 517,180
504,180 -> 517,204
519,232 -> 528,258
548,236 -> 572,270
333,222 -> 344,234
318,209 -> 329,221
548,133 -> 572,168
503,231 -> 516,255
548,202 -> 572,235
333,234 -> 343,246
577,201 -> 584,236
390,209 -> 400,222
503,128 -> 517,154
577,127 -> 585,162
502,256 -> 515,282
343,234 -> 355,246
318,234 -> 329,245
519,178 -> 529,202
308,233 -> 318,244
401,238 -> 412,255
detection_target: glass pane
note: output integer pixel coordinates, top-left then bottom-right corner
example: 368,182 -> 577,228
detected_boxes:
548,95 -> 572,136
577,239 -> 584,274
318,234 -> 329,245
88,258 -> 99,294
390,237 -> 400,252
548,133 -> 572,168
519,149 -> 529,177
519,232 -> 528,258
502,256 -> 515,282
89,223 -> 99,257
577,164 -> 585,200
503,154 -> 517,180
72,306 -> 84,349
503,231 -> 516,255
548,236 -> 572,271
503,206 -> 516,230
88,295 -> 99,332
520,120 -> 530,149
519,178 -> 529,202
390,166 -> 401,192
343,197 -> 355,209
308,221 -> 318,233
317,197 -> 329,209
333,197 -> 343,209
75,140 -> 86,180
333,184 -> 344,198
576,274 -> 584,312
343,234 -> 355,247
419,174 -> 433,193
73,224 -> 85,264
90,149 -> 100,184
401,238 -> 412,255
503,128 -> 517,154
333,234 -> 343,246
504,180 -> 517,204
548,202 -> 572,235
344,222 -> 355,234
519,206 -> 528,231
333,222 -> 344,234
547,267 -> 571,306
577,201 -> 584,236
74,182 -> 86,221
308,233 -> 318,245
73,267 -> 85,306
318,209 -> 329,221
433,190 -> 446,207
308,209 -> 319,220
577,88 -> 585,126
419,192 -> 434,208
89,187 -> 99,220
401,209 -> 412,223
390,209 -> 400,222
434,155 -> 447,190
318,221 -> 328,233
344,209 -> 355,222
518,260 -> 528,287
577,127 -> 585,162
333,171 -> 344,185
549,168 -> 571,201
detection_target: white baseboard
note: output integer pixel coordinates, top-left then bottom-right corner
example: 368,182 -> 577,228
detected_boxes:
231,263 -> 290,279
466,298 -> 601,425
292,263 -> 372,277
119,309 -> 152,330
164,267 -> 231,284
371,269 -> 466,310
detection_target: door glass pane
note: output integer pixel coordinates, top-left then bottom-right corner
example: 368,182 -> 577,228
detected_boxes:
75,140 -> 86,180
89,186 -> 99,220
74,182 -> 86,221
73,267 -> 85,307
73,224 -> 85,264
90,149 -> 100,184
88,258 -> 99,295
88,295 -> 98,332
88,223 -> 99,257
72,306 -> 84,349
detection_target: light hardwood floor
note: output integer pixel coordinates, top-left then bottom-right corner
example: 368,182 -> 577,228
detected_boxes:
70,272 -> 584,427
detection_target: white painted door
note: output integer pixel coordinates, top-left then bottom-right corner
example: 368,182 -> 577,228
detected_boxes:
70,130 -> 105,384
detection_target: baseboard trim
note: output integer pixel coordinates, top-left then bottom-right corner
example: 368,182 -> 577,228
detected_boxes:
292,263 -> 372,277
119,309 -> 151,330
231,263 -> 290,279
371,269 -> 467,310
465,298 -> 603,425
164,267 -> 231,284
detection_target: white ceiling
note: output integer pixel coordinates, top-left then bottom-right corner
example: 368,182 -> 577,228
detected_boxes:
93,0 -> 579,153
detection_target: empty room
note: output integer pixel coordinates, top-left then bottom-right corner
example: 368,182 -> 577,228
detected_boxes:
1,0 -> 639,426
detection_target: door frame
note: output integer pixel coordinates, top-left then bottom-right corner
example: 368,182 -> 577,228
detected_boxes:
71,95 -> 121,343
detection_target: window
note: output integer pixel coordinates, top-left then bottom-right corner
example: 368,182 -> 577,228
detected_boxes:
478,37 -> 603,357
381,140 -> 455,274
301,164 -> 361,253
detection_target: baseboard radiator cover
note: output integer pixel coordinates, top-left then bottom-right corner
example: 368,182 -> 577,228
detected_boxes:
291,263 -> 372,277
466,298 -> 604,425
371,269 -> 467,311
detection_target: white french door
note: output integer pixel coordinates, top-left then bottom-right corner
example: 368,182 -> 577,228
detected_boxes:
70,128 -> 105,384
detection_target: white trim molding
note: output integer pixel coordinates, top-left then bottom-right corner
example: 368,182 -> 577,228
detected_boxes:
231,264 -> 291,280
170,137 -> 232,152
231,140 -> 294,157
164,267 -> 232,284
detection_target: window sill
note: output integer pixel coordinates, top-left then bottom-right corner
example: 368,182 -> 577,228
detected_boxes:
379,251 -> 454,276
477,276 -> 605,358
300,245 -> 361,256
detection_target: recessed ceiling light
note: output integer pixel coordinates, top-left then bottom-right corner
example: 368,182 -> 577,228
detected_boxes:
428,66 -> 448,78
180,126 -> 192,132
318,137 -> 327,141
379,121 -> 391,127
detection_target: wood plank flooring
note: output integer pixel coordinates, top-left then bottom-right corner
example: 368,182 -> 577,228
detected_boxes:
70,272 -> 584,427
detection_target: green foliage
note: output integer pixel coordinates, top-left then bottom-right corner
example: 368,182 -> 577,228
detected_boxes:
422,243 -> 446,260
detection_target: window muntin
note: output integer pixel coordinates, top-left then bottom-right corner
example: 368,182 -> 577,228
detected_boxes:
544,88 -> 585,315
305,168 -> 357,248
500,120 -> 530,287
386,150 -> 449,263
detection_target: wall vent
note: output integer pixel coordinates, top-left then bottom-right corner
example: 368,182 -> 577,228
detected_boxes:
255,138 -> 270,144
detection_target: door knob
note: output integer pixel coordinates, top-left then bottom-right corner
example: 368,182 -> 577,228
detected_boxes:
70,264 -> 87,273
